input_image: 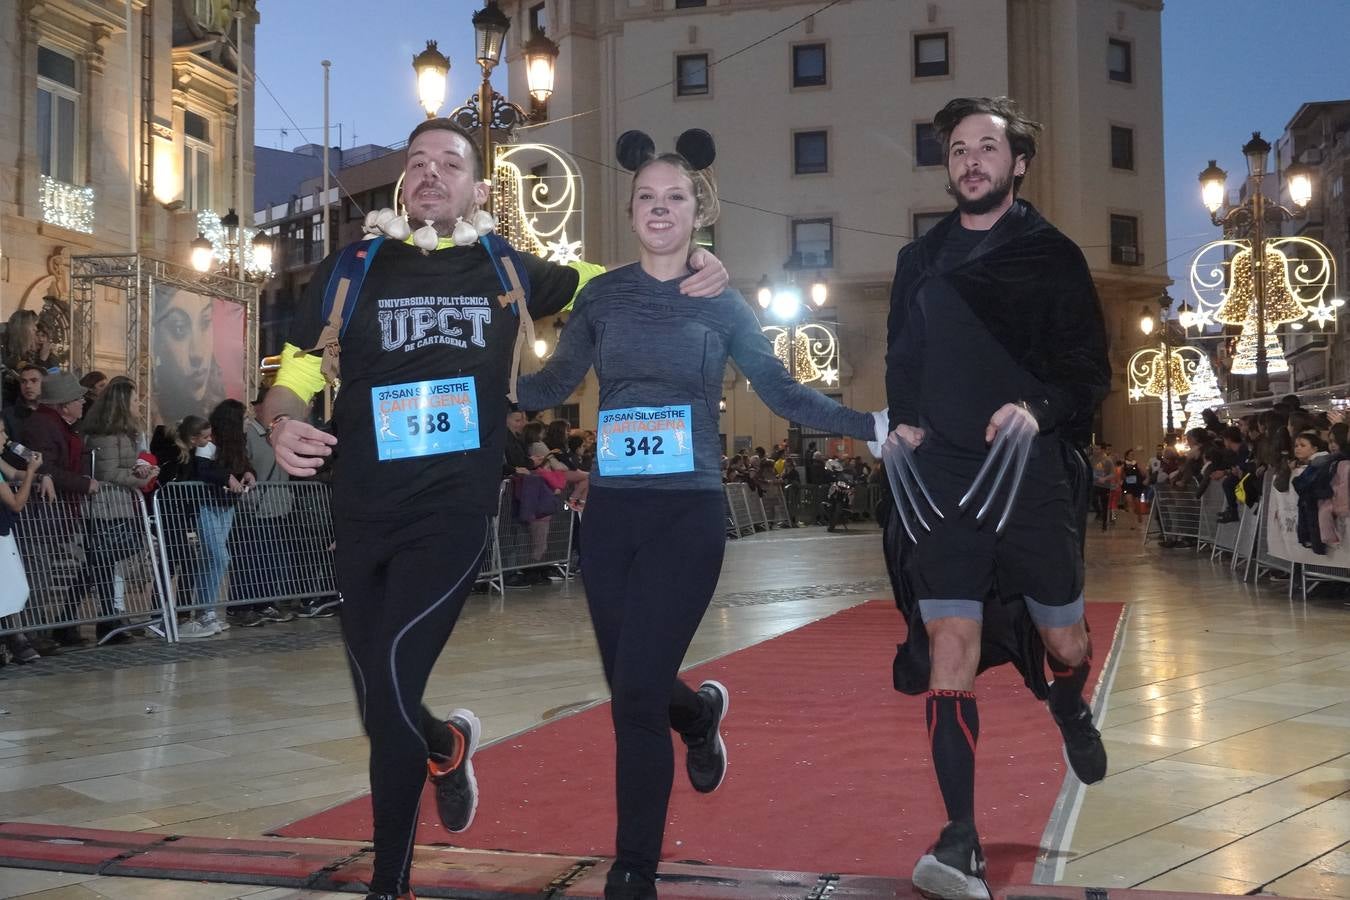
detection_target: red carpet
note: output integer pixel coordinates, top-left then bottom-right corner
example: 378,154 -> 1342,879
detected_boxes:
276,600 -> 1123,887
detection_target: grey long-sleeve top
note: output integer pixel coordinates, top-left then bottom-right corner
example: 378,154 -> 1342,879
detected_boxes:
516,263 -> 874,492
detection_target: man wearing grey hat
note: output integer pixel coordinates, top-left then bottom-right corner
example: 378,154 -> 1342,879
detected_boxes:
18,371 -> 100,645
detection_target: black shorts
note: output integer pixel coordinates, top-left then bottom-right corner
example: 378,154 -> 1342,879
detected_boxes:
904,438 -> 1086,610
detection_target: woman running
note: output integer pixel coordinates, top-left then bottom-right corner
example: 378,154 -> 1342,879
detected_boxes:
516,130 -> 882,900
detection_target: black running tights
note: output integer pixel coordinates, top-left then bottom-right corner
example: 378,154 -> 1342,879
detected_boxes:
334,511 -> 489,896
580,486 -> 726,883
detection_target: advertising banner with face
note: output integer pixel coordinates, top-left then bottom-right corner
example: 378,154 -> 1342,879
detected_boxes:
151,285 -> 245,427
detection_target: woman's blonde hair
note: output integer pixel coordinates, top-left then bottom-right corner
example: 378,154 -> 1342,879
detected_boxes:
627,153 -> 721,231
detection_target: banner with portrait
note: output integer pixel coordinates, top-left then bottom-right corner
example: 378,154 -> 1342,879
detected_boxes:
150,285 -> 246,427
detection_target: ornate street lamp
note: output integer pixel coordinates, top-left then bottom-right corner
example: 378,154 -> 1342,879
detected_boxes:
424,1 -> 560,214
189,208 -> 271,282
1197,131 -> 1317,394
412,40 -> 451,118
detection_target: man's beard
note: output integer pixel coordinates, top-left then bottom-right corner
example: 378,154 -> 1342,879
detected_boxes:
952,169 -> 1015,215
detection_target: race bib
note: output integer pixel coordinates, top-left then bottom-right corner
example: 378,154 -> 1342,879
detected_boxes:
370,376 -> 480,462
597,405 -> 694,477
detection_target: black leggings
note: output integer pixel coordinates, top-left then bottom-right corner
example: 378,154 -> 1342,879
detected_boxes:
580,486 -> 726,882
334,510 -> 489,896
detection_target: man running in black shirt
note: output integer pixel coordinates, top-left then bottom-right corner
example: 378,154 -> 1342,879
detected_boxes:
261,119 -> 727,900
881,97 -> 1111,900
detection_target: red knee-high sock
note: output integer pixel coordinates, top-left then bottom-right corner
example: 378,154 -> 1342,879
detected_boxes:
1047,653 -> 1092,719
926,689 -> 979,824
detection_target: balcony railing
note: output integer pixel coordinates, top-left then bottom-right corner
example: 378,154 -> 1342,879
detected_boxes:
40,175 -> 95,234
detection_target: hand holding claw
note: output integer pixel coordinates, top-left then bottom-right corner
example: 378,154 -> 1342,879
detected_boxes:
985,402 -> 1038,444
961,401 -> 1039,533
890,424 -> 926,450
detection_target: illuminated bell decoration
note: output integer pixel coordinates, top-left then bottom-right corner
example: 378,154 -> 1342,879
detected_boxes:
1214,245 -> 1305,326
1143,350 -> 1192,398
773,330 -> 819,383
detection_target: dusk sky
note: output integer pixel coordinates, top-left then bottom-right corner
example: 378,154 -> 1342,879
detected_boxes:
256,1 -> 1350,292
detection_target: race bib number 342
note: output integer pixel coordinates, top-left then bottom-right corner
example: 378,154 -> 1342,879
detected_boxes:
371,377 -> 480,461
597,405 -> 694,477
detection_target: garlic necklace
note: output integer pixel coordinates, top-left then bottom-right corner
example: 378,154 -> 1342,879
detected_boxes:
362,208 -> 497,254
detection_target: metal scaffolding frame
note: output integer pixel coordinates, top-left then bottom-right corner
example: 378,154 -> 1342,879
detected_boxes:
70,253 -> 258,427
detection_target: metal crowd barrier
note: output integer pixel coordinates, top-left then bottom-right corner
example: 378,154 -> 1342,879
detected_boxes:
1143,483 -> 1203,548
760,484 -> 794,529
2,485 -> 167,644
492,475 -> 577,581
723,482 -> 756,537
1231,499 -> 1261,580
152,481 -> 339,638
793,484 -> 827,526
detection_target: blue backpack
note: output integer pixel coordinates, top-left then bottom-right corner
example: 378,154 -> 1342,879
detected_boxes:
306,232 -> 533,383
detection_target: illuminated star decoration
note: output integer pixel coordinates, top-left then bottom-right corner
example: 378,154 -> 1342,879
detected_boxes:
1308,302 -> 1337,328
1128,386 -> 1144,401
819,367 -> 839,386
1189,307 -> 1214,330
545,231 -> 582,264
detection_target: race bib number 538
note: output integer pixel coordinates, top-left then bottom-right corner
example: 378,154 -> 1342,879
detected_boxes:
597,405 -> 694,477
371,377 -> 480,461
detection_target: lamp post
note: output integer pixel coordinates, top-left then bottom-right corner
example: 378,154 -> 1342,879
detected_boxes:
1198,132 -> 1314,394
413,2 -> 559,215
189,208 -> 273,282
1141,289 -> 1177,438
756,261 -> 829,460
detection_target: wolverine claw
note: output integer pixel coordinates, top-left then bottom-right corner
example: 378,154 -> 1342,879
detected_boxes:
959,412 -> 1037,534
882,439 -> 943,543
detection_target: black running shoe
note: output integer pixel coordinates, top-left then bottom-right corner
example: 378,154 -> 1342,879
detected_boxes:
604,867 -> 657,900
364,891 -> 416,900
682,680 -> 729,794
1054,701 -> 1108,784
427,709 -> 480,832
912,820 -> 990,900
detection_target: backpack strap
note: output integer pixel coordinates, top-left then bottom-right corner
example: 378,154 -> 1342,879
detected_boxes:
298,236 -> 385,383
480,233 -> 535,404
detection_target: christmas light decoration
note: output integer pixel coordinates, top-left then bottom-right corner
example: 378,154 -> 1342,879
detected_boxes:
1189,236 -> 1337,332
1229,315 -> 1289,375
1165,392 -> 1188,435
1143,348 -> 1193,397
39,175 -> 95,234
1182,353 -> 1222,430
761,322 -> 839,386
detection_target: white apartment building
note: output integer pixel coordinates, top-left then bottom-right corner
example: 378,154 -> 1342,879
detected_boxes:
1,0 -> 258,381
503,0 -> 1169,454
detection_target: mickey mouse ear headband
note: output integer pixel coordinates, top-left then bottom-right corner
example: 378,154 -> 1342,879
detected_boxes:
615,128 -> 716,172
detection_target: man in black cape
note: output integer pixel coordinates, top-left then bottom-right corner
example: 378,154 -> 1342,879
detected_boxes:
880,97 -> 1111,900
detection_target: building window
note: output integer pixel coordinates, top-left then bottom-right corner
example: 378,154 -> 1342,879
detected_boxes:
792,43 -> 827,88
694,224 -> 715,254
183,110 -> 212,211
676,53 -> 709,96
1108,38 -> 1133,83
913,212 -> 945,240
36,45 -> 79,183
915,122 -> 943,167
675,0 -> 707,6
529,2 -> 547,35
794,131 -> 828,175
1110,125 -> 1135,171
791,218 -> 833,268
551,403 -> 581,426
1110,214 -> 1141,265
914,33 -> 949,78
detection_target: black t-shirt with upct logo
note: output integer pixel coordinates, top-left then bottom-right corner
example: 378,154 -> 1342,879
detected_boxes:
286,239 -> 578,520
